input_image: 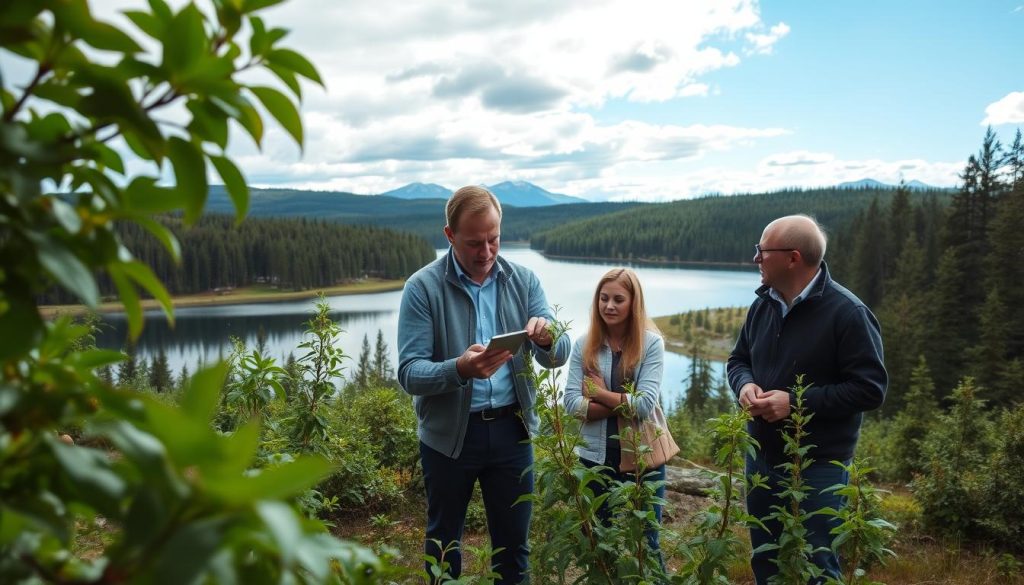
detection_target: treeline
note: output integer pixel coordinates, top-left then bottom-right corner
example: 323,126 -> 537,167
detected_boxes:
380,201 -> 644,247
39,215 -> 437,304
530,186 -> 951,263
833,128 -> 1024,412
204,185 -> 643,248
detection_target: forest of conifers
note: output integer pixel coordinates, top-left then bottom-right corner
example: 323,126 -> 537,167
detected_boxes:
39,215 -> 437,304
204,186 -> 642,248
528,185 -> 949,265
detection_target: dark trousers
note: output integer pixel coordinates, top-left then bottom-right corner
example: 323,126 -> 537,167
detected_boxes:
580,458 -> 666,563
420,414 -> 533,584
745,454 -> 849,585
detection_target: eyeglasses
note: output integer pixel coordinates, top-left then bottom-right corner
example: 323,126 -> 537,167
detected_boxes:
754,244 -> 796,257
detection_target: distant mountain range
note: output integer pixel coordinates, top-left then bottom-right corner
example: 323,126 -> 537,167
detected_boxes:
380,181 -> 587,207
837,178 -> 949,191
205,185 -> 640,247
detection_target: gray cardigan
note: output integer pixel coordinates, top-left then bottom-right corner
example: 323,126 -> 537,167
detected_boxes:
562,330 -> 665,464
397,249 -> 571,458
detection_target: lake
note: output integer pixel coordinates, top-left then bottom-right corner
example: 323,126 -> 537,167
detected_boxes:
97,245 -> 761,408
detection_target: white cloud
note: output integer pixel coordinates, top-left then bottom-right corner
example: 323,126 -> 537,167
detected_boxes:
745,22 -> 791,55
33,0 -> 969,202
204,0 -> 796,196
762,150 -> 835,167
982,92 -> 1024,125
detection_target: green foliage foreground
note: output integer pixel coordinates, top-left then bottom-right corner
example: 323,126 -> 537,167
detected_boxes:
0,0 -> 384,582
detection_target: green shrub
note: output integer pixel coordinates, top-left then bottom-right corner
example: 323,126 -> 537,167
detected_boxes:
345,386 -> 419,472
977,404 -> 1024,550
855,416 -> 901,483
319,434 -> 405,514
914,378 -> 993,540
879,492 -> 923,534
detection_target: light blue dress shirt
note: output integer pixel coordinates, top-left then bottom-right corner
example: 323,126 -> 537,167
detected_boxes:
451,259 -> 517,411
769,268 -> 822,318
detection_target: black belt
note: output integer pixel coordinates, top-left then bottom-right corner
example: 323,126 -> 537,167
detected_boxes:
469,404 -> 520,421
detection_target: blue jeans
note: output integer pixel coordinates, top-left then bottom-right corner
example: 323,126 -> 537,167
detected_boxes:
580,458 -> 666,565
745,454 -> 850,585
420,414 -> 533,584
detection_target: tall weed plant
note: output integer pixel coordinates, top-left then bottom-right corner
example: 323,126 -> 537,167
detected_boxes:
520,316 -> 671,584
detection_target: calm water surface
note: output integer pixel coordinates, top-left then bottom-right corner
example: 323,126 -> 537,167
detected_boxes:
98,246 -> 760,407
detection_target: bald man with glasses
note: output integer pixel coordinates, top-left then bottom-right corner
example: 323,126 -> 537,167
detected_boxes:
728,214 -> 888,584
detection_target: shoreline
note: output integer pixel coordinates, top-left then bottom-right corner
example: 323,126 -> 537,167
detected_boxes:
39,279 -> 406,318
538,251 -> 753,270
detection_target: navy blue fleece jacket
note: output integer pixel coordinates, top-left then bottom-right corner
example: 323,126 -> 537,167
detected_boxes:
727,263 -> 887,465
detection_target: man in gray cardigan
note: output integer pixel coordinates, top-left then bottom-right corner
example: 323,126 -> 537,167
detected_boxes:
398,185 -> 570,583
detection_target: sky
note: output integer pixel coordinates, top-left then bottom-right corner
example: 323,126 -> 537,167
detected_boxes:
8,1 -> 1024,202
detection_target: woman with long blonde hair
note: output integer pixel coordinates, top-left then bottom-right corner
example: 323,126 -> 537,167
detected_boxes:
563,267 -> 667,558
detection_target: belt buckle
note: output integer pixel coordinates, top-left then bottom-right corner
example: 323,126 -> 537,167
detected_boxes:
481,409 -> 496,421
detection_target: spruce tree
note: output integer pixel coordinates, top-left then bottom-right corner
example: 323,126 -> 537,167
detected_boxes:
117,343 -> 138,387
354,333 -> 371,389
943,128 -> 1004,349
684,335 -> 712,415
177,363 -> 191,393
967,288 -> 1011,406
983,181 -> 1024,359
149,351 -> 173,393
877,234 -> 927,412
887,180 -> 913,277
924,248 -> 966,397
850,197 -> 886,307
372,329 -> 394,385
1003,128 -> 1024,188
890,356 -> 938,479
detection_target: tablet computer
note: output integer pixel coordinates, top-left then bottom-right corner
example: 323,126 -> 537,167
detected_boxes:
486,330 -> 529,354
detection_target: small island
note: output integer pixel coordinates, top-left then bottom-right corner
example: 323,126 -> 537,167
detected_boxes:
652,306 -> 747,362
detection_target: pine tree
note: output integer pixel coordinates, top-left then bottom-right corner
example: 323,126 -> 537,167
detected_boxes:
354,333 -> 371,389
967,288 -> 1011,406
943,128 -> 1004,349
983,181 -> 1024,359
684,335 -> 712,415
1003,128 -> 1024,189
850,197 -> 886,307
887,180 -> 913,277
890,356 -> 938,480
176,363 -> 191,392
372,329 -> 394,385
709,372 -> 734,415
117,343 -> 138,387
924,248 -> 965,397
282,352 -> 299,399
149,351 -> 173,393
876,234 -> 927,412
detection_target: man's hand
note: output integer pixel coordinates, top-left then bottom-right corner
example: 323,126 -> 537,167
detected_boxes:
740,383 -> 791,422
456,343 -> 512,380
525,316 -> 552,347
754,390 -> 792,423
738,382 -> 764,413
